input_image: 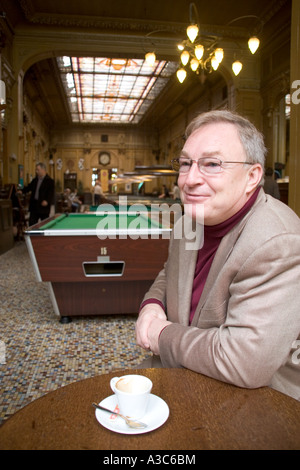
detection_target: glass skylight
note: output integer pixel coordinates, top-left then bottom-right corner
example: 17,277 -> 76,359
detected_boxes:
57,57 -> 178,124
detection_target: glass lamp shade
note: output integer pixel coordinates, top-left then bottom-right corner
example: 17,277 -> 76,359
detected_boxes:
176,68 -> 187,83
214,48 -> 224,63
180,50 -> 190,66
186,24 -> 199,43
248,37 -> 260,54
211,56 -> 220,71
190,58 -> 199,71
194,44 -> 204,60
232,60 -> 243,76
145,52 -> 156,66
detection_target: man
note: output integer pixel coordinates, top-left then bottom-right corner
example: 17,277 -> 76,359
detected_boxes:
263,167 -> 280,199
136,110 -> 300,401
22,162 -> 55,226
63,188 -> 82,212
93,180 -> 105,206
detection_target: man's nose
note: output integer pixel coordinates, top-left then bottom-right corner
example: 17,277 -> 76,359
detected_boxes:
185,161 -> 205,184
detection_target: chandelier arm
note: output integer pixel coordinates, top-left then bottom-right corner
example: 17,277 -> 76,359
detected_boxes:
203,54 -> 213,72
226,15 -> 264,36
143,29 -> 178,54
204,40 -> 219,53
189,2 -> 200,25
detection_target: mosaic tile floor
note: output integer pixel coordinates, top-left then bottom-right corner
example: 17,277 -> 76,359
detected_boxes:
0,242 -> 151,425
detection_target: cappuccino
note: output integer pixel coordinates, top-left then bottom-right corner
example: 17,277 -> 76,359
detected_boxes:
110,374 -> 153,419
116,376 -> 149,394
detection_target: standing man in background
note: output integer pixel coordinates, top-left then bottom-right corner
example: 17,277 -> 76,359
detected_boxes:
22,162 -> 55,226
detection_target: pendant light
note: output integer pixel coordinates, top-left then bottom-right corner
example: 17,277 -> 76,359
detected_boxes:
248,37 -> 260,54
232,60 -> 243,76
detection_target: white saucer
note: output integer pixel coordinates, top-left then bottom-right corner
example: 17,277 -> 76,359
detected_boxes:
95,394 -> 169,435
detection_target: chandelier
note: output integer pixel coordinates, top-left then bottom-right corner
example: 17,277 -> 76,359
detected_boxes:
145,3 -> 261,83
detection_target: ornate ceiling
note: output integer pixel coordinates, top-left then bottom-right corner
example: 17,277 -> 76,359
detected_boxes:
3,0 -> 284,32
0,0 -> 292,130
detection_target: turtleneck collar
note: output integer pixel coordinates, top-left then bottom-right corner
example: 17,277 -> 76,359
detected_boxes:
204,187 -> 260,240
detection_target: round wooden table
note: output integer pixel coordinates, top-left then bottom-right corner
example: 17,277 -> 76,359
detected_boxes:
0,368 -> 299,450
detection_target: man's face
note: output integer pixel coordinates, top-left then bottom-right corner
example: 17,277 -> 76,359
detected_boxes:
35,165 -> 46,178
178,122 -> 261,226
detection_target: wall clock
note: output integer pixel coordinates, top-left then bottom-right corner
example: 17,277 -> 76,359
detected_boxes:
99,152 -> 111,166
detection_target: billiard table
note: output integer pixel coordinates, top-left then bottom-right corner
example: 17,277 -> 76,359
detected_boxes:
25,211 -> 172,323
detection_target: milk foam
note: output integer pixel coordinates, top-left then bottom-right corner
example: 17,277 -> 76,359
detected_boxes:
116,376 -> 149,393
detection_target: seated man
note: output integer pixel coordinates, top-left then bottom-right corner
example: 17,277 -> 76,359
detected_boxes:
69,188 -> 82,212
136,110 -> 300,401
63,188 -> 73,212
63,188 -> 82,212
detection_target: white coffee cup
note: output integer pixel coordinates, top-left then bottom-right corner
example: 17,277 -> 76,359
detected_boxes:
110,374 -> 152,419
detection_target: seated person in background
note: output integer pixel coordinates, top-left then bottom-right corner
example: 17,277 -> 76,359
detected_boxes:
263,167 -> 280,199
63,188 -> 82,212
70,188 -> 82,212
93,180 -> 117,207
11,184 -> 25,238
172,182 -> 181,201
93,180 -> 105,206
136,109 -> 300,401
158,184 -> 170,199
63,188 -> 72,212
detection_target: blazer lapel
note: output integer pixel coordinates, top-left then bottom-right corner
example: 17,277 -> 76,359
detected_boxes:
177,217 -> 203,326
190,195 -> 261,326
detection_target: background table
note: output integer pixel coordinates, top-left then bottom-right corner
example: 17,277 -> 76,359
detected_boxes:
1,368 -> 299,450
25,212 -> 171,322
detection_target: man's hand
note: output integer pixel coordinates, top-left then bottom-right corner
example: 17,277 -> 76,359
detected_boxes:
135,303 -> 171,354
41,200 -> 48,207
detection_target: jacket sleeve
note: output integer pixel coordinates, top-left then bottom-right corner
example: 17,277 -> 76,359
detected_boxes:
158,232 -> 300,389
23,179 -> 36,194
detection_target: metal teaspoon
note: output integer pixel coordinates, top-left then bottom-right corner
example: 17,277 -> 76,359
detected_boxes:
92,402 -> 148,429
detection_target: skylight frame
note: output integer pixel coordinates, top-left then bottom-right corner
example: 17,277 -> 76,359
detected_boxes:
57,57 -> 178,124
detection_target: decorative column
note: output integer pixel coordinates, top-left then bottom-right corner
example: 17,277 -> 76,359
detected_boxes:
289,0 -> 300,215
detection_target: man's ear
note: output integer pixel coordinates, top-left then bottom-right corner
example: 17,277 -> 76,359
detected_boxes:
246,164 -> 263,194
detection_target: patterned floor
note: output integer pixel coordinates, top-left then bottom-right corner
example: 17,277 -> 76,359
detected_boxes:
0,242 -> 151,425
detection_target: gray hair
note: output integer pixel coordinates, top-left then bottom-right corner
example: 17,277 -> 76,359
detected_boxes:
36,162 -> 47,171
185,110 -> 267,185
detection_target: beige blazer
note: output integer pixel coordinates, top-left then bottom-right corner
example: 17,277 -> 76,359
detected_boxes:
143,189 -> 300,401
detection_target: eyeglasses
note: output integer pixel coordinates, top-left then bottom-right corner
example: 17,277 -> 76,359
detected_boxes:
171,157 -> 253,175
